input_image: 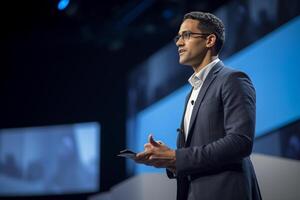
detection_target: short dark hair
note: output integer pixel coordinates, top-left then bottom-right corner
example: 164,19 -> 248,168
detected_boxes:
183,11 -> 225,54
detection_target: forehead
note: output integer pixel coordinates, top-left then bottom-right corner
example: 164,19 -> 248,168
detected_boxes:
178,19 -> 201,34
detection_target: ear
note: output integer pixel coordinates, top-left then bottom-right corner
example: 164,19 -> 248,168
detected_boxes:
206,34 -> 217,48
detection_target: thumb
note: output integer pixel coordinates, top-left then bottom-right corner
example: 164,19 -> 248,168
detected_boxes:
148,134 -> 160,147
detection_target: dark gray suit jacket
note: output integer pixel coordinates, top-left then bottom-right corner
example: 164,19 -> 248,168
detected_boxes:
167,61 -> 262,200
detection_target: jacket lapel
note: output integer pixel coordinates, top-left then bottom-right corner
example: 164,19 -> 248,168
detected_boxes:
177,88 -> 192,148
185,61 -> 224,147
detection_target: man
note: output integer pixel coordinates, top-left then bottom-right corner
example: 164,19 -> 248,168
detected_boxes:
135,11 -> 262,200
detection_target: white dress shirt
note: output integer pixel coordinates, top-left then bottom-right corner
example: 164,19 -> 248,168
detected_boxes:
183,58 -> 220,139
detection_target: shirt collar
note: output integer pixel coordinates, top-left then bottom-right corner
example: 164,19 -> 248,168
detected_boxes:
188,57 -> 220,89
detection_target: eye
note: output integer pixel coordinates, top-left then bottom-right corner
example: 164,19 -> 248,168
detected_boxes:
182,32 -> 188,39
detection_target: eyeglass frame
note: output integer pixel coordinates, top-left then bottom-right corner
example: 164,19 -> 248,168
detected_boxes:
174,31 -> 212,43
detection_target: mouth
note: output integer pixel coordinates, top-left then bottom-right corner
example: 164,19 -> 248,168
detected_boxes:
178,49 -> 186,55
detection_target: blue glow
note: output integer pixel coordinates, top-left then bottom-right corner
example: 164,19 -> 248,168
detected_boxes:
225,16 -> 300,135
116,0 -> 154,29
162,9 -> 174,19
131,16 -> 300,174
58,0 -> 69,11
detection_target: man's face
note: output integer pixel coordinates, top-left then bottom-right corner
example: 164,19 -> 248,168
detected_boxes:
176,19 -> 208,67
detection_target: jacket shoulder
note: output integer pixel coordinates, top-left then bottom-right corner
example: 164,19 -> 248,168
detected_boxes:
217,65 -> 252,82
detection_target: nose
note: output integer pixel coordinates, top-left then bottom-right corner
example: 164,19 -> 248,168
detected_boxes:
176,37 -> 184,47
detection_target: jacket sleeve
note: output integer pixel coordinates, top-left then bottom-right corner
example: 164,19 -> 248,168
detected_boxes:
166,168 -> 176,179
175,71 -> 256,177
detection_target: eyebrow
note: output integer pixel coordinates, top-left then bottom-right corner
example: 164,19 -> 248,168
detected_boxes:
177,30 -> 190,35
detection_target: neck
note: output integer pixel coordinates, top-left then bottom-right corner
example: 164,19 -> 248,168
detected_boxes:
192,53 -> 218,73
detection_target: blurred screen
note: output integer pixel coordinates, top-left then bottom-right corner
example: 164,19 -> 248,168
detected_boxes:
0,122 -> 100,196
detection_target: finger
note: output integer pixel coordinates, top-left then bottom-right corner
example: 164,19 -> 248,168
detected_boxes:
148,134 -> 153,143
157,140 -> 164,145
136,151 -> 149,159
148,134 -> 160,147
150,156 -> 173,160
135,154 -> 155,165
134,154 -> 150,163
144,143 -> 152,149
150,159 -> 166,168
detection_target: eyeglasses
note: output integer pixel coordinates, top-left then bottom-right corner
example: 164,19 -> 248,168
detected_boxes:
174,31 -> 211,43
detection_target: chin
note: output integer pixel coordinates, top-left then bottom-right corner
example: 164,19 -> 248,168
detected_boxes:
179,55 -> 193,65
179,58 -> 187,65
179,59 -> 190,66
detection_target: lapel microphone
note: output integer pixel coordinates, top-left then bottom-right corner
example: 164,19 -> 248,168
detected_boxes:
191,100 -> 194,105
177,128 -> 184,134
